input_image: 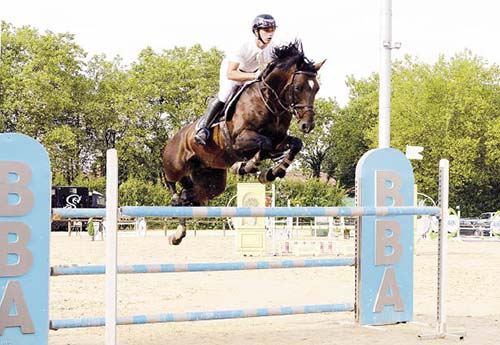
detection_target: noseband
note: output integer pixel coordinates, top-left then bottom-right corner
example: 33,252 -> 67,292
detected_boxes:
258,70 -> 317,118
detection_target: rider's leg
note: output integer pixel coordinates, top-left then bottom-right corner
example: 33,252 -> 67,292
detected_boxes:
195,60 -> 237,145
194,97 -> 225,145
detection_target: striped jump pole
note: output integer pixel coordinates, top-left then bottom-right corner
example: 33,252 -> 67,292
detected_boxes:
51,258 -> 355,276
120,205 -> 440,218
51,206 -> 440,219
50,303 -> 354,330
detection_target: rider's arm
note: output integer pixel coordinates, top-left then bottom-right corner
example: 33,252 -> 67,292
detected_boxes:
226,61 -> 258,82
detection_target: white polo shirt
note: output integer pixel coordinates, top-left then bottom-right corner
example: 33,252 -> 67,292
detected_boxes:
228,40 -> 278,72
217,39 -> 278,102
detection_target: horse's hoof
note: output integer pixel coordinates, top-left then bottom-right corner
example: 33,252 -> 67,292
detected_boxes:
275,168 -> 286,179
168,225 -> 187,245
168,234 -> 181,245
258,169 -> 276,184
230,162 -> 244,175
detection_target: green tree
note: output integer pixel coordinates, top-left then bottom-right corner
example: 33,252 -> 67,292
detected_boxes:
0,23 -> 88,138
293,98 -> 338,178
329,74 -> 379,191
389,52 -> 500,215
116,45 -> 223,182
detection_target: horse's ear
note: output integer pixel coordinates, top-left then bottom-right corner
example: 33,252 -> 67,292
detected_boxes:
313,59 -> 326,71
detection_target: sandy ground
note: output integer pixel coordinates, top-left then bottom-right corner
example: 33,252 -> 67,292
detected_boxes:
48,230 -> 500,345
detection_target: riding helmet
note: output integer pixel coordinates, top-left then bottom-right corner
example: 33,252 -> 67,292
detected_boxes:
252,14 -> 277,32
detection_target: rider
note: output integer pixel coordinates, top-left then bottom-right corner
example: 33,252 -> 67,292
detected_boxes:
194,14 -> 278,145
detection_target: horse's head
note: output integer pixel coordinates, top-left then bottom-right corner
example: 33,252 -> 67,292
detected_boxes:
263,40 -> 326,134
286,60 -> 325,133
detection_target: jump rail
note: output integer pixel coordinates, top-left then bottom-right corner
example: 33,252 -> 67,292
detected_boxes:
52,206 -> 440,219
51,258 -> 355,276
50,303 -> 354,330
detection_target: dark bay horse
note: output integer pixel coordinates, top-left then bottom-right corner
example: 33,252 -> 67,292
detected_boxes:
163,41 -> 325,245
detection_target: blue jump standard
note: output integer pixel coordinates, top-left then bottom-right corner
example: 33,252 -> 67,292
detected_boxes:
49,303 -> 354,329
51,258 -> 355,276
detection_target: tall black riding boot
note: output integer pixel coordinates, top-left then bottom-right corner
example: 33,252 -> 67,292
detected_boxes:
194,98 -> 225,145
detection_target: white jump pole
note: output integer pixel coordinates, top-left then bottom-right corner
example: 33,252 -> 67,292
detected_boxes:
420,159 -> 465,340
105,149 -> 118,345
437,159 -> 449,336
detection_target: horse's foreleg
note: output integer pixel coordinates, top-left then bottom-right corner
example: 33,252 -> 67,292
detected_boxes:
230,131 -> 272,176
259,136 -> 303,183
272,136 -> 303,177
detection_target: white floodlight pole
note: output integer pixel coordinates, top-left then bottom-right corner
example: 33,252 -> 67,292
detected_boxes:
379,0 -> 400,148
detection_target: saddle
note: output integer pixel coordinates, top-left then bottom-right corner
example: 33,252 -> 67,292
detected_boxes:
207,80 -> 259,128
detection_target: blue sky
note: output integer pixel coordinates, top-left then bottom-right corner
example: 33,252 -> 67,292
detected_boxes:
3,0 -> 499,105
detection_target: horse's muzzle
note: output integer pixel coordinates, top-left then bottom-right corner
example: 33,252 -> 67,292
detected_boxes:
299,120 -> 315,134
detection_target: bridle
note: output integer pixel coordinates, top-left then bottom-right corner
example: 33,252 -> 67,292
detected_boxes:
258,70 -> 317,118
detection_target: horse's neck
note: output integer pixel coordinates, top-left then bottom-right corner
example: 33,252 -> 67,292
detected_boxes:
265,71 -> 290,95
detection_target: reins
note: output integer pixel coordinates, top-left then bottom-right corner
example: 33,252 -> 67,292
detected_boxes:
257,70 -> 317,118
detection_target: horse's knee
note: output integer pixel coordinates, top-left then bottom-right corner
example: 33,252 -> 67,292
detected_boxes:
260,137 -> 273,152
289,137 -> 303,152
171,193 -> 181,206
179,188 -> 197,205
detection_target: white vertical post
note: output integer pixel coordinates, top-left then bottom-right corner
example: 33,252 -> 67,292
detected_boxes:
105,149 -> 118,345
419,159 -> 465,340
437,159 -> 449,336
271,184 -> 276,255
379,0 -> 392,148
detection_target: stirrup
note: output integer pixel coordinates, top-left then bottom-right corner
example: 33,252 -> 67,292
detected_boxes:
194,128 -> 210,145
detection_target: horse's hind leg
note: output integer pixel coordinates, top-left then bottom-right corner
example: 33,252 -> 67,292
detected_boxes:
169,217 -> 187,245
166,181 -> 181,206
169,176 -> 196,246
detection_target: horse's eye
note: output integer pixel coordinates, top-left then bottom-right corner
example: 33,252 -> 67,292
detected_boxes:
294,85 -> 302,92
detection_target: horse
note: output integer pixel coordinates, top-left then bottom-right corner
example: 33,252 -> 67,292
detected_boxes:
162,40 -> 325,245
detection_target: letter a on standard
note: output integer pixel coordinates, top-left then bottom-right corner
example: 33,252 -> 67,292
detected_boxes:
0,281 -> 35,335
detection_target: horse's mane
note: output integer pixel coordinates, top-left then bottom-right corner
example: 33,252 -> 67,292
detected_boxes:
271,40 -> 316,73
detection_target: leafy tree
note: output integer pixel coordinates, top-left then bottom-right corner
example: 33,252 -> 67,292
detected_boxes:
43,125 -> 79,183
1,22 -> 91,182
116,45 -> 223,182
0,22 -> 88,138
274,178 -> 346,207
119,177 -> 171,206
328,75 -> 379,191
293,98 -> 338,178
389,52 -> 500,215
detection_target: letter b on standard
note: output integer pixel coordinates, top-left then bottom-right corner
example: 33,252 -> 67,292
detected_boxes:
0,162 -> 34,216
